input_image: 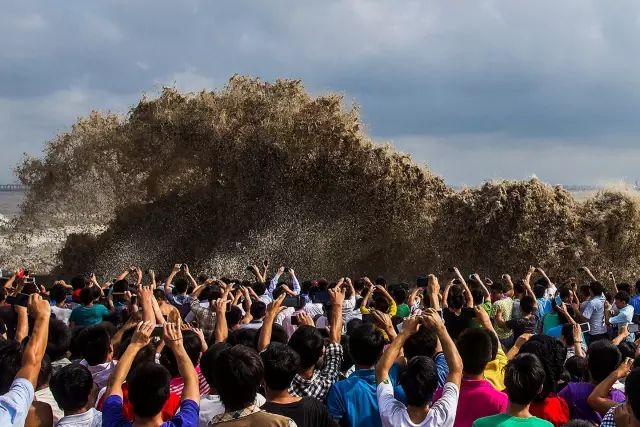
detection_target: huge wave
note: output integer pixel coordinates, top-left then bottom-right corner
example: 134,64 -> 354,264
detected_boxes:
4,76 -> 640,282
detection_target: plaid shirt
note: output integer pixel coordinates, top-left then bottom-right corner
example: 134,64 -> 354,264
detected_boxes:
601,405 -> 618,427
189,298 -> 217,338
289,342 -> 343,401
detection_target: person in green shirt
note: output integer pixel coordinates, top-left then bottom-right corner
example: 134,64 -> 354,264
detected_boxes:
69,287 -> 115,328
473,353 -> 553,427
391,285 -> 411,318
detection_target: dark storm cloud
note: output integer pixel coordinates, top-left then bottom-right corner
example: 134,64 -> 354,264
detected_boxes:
2,0 -> 640,184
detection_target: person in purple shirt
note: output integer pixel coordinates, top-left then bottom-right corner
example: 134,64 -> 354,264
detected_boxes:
559,340 -> 625,424
102,321 -> 200,427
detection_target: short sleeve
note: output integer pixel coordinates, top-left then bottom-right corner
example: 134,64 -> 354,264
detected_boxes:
171,399 -> 199,426
69,309 -> 77,322
102,395 -> 129,427
100,305 -> 110,316
434,352 -> 449,388
428,382 -> 459,426
582,301 -> 594,319
376,380 -> 404,425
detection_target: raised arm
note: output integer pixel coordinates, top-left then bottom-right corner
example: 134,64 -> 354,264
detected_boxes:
165,264 -> 181,289
261,259 -> 269,283
579,266 -> 598,283
165,323 -> 199,403
441,280 -> 452,309
257,293 -> 286,352
106,321 -> 153,398
213,298 -> 229,343
376,316 -> 420,384
587,357 -> 632,415
16,294 -> 51,388
426,274 -> 441,311
423,308 -> 463,387
138,286 -> 156,325
183,264 -> 198,290
289,268 -> 300,295
471,273 -> 491,300
328,285 -> 346,343
522,267 -> 536,299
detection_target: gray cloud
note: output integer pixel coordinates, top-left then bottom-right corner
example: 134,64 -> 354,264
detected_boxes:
2,0 -> 640,184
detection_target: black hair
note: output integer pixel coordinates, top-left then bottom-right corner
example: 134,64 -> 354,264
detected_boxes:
113,279 -> 128,293
348,323 -> 385,366
561,324 -> 576,346
563,421 -> 597,427
261,342 -> 300,391
78,325 -> 111,365
79,287 -> 94,305
532,284 -> 546,299
255,324 -> 288,349
403,326 -> 437,360
372,294 -> 390,313
513,280 -> 525,296
46,318 -> 71,362
70,276 -> 86,290
490,282 -> 504,294
49,284 -> 68,304
288,325 -> 324,369
213,345 -> 263,411
346,318 -> 363,335
520,295 -> 537,315
253,282 -> 267,297
50,363 -> 94,412
391,287 -> 407,305
153,289 -> 166,301
159,331 -> 202,377
400,356 -> 438,406
197,274 -> 209,284
519,335 -> 567,401
470,287 -> 485,305
300,280 -> 313,295
504,353 -> 546,405
128,363 -> 171,418
589,281 -> 605,296
618,283 -> 632,294
225,305 -> 243,328
200,342 -> 232,390
614,291 -> 630,304
618,341 -> 636,361
635,280 -> 640,294
174,278 -> 189,294
0,341 -> 22,393
565,356 -> 586,382
447,285 -> 466,310
227,328 -> 258,348
587,340 -> 622,383
456,328 -> 493,375
250,301 -> 267,319
375,276 -> 387,287
626,368 -> 640,420
0,288 -> 6,303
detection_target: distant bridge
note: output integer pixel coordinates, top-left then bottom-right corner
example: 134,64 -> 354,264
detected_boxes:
0,184 -> 26,192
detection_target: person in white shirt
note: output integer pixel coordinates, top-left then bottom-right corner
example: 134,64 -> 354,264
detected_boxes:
574,281 -> 607,344
376,294 -> 463,427
50,363 -> 102,427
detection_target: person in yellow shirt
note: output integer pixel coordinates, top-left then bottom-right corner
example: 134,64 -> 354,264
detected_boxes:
474,305 -> 508,391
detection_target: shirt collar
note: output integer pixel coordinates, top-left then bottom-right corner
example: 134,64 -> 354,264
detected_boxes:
210,404 -> 261,424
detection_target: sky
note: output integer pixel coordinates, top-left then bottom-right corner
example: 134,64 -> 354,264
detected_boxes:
2,1 -> 640,186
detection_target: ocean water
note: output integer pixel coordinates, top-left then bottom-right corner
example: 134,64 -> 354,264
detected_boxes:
0,192 -> 24,218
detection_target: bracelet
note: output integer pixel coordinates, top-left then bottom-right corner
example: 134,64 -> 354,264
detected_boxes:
575,341 -> 583,343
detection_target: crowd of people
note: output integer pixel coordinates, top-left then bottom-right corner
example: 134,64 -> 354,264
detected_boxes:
0,261 -> 639,427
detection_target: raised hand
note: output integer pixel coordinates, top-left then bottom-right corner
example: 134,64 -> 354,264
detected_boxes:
131,321 -> 154,347
329,285 -> 346,305
296,312 -> 315,327
28,293 -> 51,321
401,315 -> 421,335
163,322 -> 184,349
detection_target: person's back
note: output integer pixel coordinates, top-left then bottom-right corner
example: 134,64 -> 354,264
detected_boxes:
558,340 -> 625,424
473,354 -> 552,427
434,328 -> 507,427
326,323 -> 405,427
50,363 -> 101,427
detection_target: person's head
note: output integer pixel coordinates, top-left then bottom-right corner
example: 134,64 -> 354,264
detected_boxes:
614,291 -> 630,309
227,328 -> 258,347
625,368 -> 640,423
174,278 -> 189,294
519,295 -> 537,315
50,363 -> 94,414
79,287 -> 94,305
565,355 -> 586,382
519,335 -> 566,400
288,325 -> 324,369
0,287 -> 6,304
152,289 -> 166,302
46,318 -> 71,362
249,301 -> 267,320
403,326 -> 437,360
559,286 -> 573,303
49,284 -> 68,304
200,342 -> 232,391
456,328 -> 493,375
0,341 -> 22,393
197,274 -> 209,284
618,341 -> 636,361
261,342 -> 300,392
587,340 -> 622,383
159,331 -> 202,377
532,284 -> 546,299
375,276 -> 387,288
372,293 -> 391,312
504,353 -> 546,406
589,281 -> 605,297
400,356 -> 438,407
635,280 -> 640,295
391,287 -> 407,305
252,281 -> 267,297
447,285 -> 466,309
213,345 -> 263,411
70,276 -> 86,290
490,282 -> 504,302
348,323 -> 385,367
225,305 -> 243,329
255,324 -> 288,349
470,286 -> 485,305
128,363 -> 171,419
78,325 -> 112,365
618,282 -> 632,295
577,284 -> 591,301
513,280 -> 525,298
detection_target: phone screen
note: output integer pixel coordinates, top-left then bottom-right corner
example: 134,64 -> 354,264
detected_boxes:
579,322 -> 590,333
627,324 -> 639,333
151,326 -> 164,337
554,295 -> 562,306
290,316 -> 300,326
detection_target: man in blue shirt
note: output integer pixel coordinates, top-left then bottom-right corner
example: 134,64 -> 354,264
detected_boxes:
326,323 -> 406,427
630,281 -> 640,318
607,291 -> 635,343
